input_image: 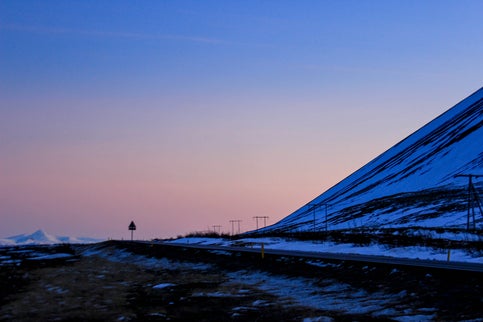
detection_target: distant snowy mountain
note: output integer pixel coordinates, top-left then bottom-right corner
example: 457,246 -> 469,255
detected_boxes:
263,87 -> 483,233
0,229 -> 103,246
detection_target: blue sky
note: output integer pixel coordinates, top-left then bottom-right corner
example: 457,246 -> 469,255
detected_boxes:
1,1 -> 482,239
3,1 -> 482,97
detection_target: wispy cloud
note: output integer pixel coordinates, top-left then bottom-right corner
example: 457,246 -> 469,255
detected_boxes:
178,9 -> 289,27
299,63 -> 444,78
0,23 -> 224,45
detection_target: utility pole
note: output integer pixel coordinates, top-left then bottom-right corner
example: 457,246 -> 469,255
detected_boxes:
212,225 -> 222,234
322,203 -> 330,232
253,216 -> 269,231
229,220 -> 242,235
307,203 -> 330,232
455,174 -> 483,230
237,220 -> 241,234
307,203 -> 318,232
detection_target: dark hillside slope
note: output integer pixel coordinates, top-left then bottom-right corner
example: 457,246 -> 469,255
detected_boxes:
264,87 -> 483,233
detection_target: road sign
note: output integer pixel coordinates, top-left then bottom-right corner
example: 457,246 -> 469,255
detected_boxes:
129,221 -> 136,241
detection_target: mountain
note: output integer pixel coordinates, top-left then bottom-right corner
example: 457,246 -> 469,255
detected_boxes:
263,87 -> 483,233
0,229 -> 103,246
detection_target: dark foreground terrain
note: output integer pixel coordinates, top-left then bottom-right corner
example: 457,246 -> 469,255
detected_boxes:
0,241 -> 481,321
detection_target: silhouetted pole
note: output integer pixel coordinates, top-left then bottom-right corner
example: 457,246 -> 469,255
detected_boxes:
323,203 -> 330,232
307,203 -> 318,232
253,216 -> 269,232
470,184 -> 483,226
229,220 -> 242,235
212,225 -> 222,234
455,174 -> 483,230
128,221 -> 136,241
307,203 -> 330,232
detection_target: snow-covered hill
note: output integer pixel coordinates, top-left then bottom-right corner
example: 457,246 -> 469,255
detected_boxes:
263,87 -> 483,233
0,229 -> 102,246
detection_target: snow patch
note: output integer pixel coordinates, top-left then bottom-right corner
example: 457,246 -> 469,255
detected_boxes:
1,230 -> 103,246
152,283 -> 175,289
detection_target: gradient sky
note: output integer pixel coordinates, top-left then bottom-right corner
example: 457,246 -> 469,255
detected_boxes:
1,1 -> 482,239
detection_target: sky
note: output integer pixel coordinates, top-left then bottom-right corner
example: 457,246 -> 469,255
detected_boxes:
1,1 -> 483,240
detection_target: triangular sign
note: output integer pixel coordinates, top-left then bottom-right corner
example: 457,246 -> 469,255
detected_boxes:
129,221 -> 136,230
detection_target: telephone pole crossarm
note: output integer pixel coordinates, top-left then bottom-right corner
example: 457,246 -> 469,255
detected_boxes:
229,220 -> 243,235
253,216 -> 269,232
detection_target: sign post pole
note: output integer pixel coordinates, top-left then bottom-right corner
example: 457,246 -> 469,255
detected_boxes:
128,221 -> 136,241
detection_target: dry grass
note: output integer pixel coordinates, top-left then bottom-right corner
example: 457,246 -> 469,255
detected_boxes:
1,256 -> 153,321
0,246 -> 327,322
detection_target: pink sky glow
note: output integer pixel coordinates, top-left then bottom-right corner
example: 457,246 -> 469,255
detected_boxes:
1,1 -> 482,239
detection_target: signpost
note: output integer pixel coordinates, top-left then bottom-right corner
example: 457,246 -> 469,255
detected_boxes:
129,221 -> 136,241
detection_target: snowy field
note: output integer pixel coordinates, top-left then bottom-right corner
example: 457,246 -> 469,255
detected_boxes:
165,234 -> 483,264
2,228 -> 481,264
